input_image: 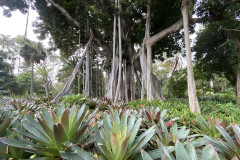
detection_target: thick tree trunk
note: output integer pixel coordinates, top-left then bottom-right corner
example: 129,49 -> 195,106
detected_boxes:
146,45 -> 153,100
51,37 -> 92,104
126,62 -> 133,101
230,34 -> 240,107
106,0 -> 117,100
145,0 -> 153,100
181,0 -> 200,113
44,80 -> 51,97
139,48 -> 164,100
30,62 -> 34,97
84,20 -> 91,97
114,0 -> 123,102
84,47 -> 90,97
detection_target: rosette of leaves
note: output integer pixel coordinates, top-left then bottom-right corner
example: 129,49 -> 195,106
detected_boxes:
141,140 -> 222,160
0,104 -> 98,159
95,111 -> 155,160
194,115 -> 229,138
155,119 -> 192,146
3,97 -> 40,115
143,107 -> 179,126
205,124 -> 240,159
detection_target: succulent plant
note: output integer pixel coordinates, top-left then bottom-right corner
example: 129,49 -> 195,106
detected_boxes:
95,110 -> 155,160
142,107 -> 179,126
141,140 -> 222,160
155,119 -> 191,146
0,104 -> 98,159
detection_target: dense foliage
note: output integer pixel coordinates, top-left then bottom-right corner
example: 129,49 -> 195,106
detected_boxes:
0,97 -> 240,159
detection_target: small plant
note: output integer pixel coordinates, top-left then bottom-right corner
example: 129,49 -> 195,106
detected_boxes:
142,107 -> 179,127
194,115 -> 229,138
141,140 -> 221,160
156,119 -> 191,146
95,110 -> 155,160
60,94 -> 89,106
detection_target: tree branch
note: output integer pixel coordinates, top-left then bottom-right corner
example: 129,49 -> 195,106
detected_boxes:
47,0 -> 111,56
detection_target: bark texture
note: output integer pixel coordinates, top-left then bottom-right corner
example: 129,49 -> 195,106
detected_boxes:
114,0 -> 123,102
181,0 -> 200,113
105,0 -> 117,99
230,34 -> 240,107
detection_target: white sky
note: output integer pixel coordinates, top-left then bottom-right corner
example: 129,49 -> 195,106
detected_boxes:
0,8 -> 39,42
0,8 -> 61,82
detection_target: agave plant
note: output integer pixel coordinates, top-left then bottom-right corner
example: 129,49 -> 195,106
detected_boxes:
0,104 -> 98,159
95,110 -> 155,160
205,124 -> 240,159
141,140 -> 222,160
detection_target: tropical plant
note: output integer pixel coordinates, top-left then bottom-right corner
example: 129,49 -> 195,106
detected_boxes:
205,124 -> 240,159
142,107 -> 179,126
194,115 -> 229,138
60,94 -> 89,106
20,38 -> 47,97
155,119 -> 192,146
0,104 -> 98,158
141,140 -> 222,160
0,127 -> 33,159
95,110 -> 155,160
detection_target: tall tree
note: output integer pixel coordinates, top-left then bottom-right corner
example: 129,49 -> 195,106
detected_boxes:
194,0 -> 240,106
20,39 -> 46,97
181,0 -> 200,113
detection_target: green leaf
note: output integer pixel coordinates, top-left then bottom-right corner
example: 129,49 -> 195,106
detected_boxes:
117,136 -> 130,160
21,119 -> 50,144
128,118 -> 141,148
185,141 -> 197,160
176,140 -> 189,160
42,108 -> 54,127
61,109 -> 70,135
60,150 -> 95,160
0,137 -> 37,151
201,144 -> 220,160
54,123 -> 68,148
0,118 -> 12,137
127,116 -> 136,135
37,118 -> 55,144
71,125 -> 88,142
141,149 -> 154,160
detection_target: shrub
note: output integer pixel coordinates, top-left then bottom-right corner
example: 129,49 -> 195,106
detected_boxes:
60,94 -> 89,106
